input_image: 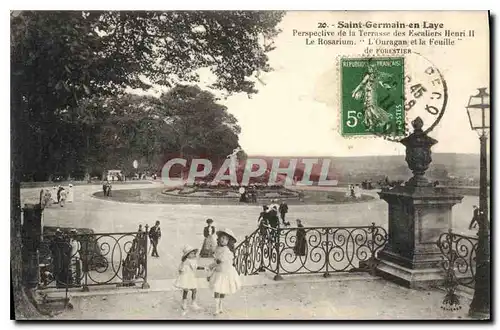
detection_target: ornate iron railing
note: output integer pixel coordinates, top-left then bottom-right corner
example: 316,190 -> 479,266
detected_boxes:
38,226 -> 150,291
234,223 -> 388,279
437,230 -> 478,289
233,227 -> 270,276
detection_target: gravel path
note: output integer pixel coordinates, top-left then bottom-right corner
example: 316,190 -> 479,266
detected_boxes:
21,184 -> 480,280
22,184 -> 479,320
57,279 -> 471,320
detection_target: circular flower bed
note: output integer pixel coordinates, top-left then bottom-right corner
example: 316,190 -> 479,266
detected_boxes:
177,187 -> 199,195
161,185 -> 302,200
206,190 -> 228,197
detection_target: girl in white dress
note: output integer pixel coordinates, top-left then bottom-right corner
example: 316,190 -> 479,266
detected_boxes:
51,186 -> 58,204
354,184 -> 362,199
69,229 -> 82,284
345,185 -> 352,198
59,189 -> 67,207
67,184 -> 74,203
174,245 -> 206,313
208,228 -> 242,315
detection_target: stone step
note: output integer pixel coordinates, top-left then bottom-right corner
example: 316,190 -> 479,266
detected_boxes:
40,271 -> 378,299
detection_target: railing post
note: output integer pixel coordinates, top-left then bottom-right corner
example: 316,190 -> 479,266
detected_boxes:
274,227 -> 283,281
441,229 -> 461,310
82,234 -> 89,292
323,228 -> 330,278
65,257 -> 71,307
142,224 -> 150,289
244,235 -> 249,276
347,224 -> 386,274
447,229 -> 454,269
258,229 -> 265,272
368,222 -> 378,275
370,223 -> 376,257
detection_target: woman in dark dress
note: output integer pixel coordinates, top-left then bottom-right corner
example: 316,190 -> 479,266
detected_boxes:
200,219 -> 217,258
293,219 -> 307,256
257,205 -> 270,241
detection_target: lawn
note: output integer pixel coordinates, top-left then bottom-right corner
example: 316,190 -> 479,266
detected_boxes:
91,187 -> 375,205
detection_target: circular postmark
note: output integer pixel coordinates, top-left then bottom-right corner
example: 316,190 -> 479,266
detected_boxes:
336,52 -> 447,142
382,51 -> 448,142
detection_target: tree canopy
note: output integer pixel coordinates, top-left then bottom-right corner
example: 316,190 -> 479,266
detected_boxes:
11,10 -> 285,180
66,85 -> 242,178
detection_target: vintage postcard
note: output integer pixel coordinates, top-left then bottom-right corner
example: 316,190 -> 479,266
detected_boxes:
11,10 -> 491,320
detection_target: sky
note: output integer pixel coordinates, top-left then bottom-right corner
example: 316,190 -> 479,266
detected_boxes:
130,11 -> 490,157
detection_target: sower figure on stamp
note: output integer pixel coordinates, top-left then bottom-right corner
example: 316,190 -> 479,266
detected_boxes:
149,221 -> 161,257
351,62 -> 395,132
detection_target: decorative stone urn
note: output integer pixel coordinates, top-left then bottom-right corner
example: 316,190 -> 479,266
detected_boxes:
400,117 -> 438,187
376,118 -> 464,289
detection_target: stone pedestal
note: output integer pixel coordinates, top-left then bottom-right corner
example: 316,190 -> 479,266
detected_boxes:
375,117 -> 465,289
376,185 -> 463,288
22,204 -> 44,289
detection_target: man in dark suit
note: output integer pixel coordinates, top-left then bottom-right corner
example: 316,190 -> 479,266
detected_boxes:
279,201 -> 289,226
149,221 -> 161,257
266,201 -> 281,242
258,205 -> 270,241
103,181 -> 112,196
56,185 -> 65,203
469,205 -> 480,230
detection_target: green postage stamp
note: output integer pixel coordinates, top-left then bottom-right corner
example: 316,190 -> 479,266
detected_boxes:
340,57 -> 405,137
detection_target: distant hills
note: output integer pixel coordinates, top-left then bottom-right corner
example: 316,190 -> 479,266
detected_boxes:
248,153 -> 483,185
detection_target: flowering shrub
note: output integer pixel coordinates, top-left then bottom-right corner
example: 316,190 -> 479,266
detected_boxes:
177,187 -> 199,195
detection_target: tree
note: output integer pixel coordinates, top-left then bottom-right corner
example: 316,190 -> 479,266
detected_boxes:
86,94 -> 165,174
237,149 -> 248,162
428,163 -> 449,180
157,85 -> 241,161
74,88 -> 242,176
11,10 -> 284,180
11,10 -> 284,317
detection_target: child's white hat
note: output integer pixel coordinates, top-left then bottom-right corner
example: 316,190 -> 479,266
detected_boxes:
181,245 -> 198,259
216,228 -> 237,243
